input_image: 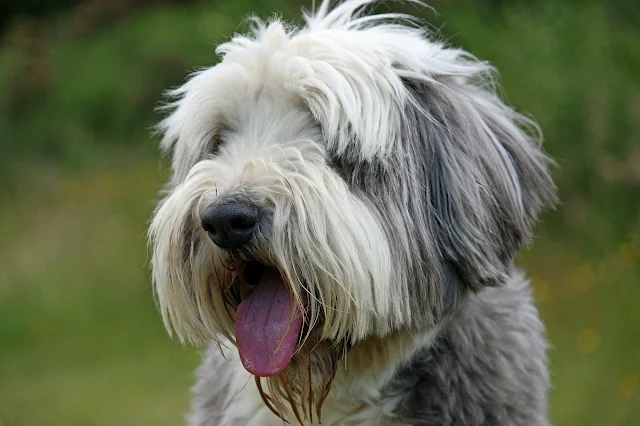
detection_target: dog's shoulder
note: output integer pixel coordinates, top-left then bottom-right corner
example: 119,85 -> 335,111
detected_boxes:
382,271 -> 551,426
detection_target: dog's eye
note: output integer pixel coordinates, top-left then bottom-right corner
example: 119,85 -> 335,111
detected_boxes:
208,124 -> 233,157
209,135 -> 224,156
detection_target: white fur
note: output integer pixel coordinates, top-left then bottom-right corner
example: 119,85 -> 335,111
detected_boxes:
151,98 -> 402,345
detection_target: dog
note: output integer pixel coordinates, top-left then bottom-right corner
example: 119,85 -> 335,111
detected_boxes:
149,1 -> 557,424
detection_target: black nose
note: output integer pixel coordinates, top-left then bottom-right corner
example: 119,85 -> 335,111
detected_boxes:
201,202 -> 260,249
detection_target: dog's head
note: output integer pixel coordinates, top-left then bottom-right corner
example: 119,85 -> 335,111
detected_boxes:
149,0 -> 556,421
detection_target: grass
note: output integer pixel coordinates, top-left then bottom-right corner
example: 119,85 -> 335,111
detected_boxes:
0,0 -> 639,425
0,160 -> 200,426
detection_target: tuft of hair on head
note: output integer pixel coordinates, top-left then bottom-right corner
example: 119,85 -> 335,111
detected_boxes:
296,0 -> 558,294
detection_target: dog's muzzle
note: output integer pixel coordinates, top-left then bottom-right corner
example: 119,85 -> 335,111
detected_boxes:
200,200 -> 304,377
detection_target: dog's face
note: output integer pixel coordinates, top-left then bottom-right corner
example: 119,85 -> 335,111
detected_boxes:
150,0 -> 556,420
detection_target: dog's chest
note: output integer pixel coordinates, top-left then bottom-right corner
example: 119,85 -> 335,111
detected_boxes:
230,389 -> 402,426
223,359 -> 406,426
318,380 -> 407,426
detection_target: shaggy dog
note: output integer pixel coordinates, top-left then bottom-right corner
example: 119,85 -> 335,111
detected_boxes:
149,1 -> 557,424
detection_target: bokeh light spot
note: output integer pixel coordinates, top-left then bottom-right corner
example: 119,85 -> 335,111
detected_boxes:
531,277 -> 549,302
572,265 -> 595,292
617,243 -> 638,268
618,375 -> 638,400
577,329 -> 601,354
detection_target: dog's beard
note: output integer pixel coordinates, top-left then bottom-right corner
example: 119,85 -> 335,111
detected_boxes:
214,249 -> 347,424
256,329 -> 346,424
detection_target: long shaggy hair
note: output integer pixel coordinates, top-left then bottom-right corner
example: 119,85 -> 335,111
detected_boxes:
149,1 -> 557,424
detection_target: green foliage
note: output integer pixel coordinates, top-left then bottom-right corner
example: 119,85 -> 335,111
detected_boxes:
0,0 -> 638,425
0,0 -> 297,176
0,161 -> 200,425
434,1 -> 640,251
0,0 -> 81,30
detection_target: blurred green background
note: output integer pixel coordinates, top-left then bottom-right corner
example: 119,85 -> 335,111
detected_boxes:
0,0 -> 638,424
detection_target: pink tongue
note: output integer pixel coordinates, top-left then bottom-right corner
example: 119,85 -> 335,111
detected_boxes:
235,268 -> 303,377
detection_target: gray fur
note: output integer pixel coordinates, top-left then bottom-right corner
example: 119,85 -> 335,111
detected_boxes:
331,75 -> 556,332
383,271 -> 550,425
188,346 -> 244,426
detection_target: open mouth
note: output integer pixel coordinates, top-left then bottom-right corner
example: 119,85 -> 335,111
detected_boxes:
234,262 -> 304,377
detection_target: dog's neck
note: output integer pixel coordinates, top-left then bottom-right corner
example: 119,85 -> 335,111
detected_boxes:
320,330 -> 438,425
338,331 -> 437,385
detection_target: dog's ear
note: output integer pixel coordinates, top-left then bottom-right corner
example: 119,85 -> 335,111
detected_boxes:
403,78 -> 557,290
